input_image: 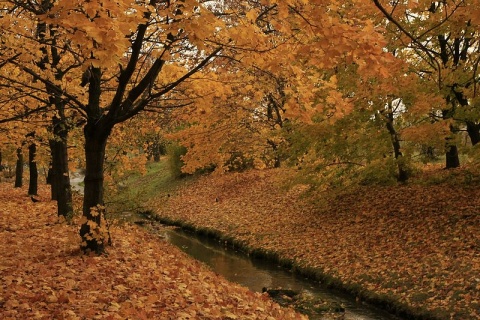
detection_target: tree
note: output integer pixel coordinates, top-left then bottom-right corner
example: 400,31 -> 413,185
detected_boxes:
372,0 -> 480,168
0,1 -> 74,217
1,0 -> 272,253
26,131 -> 38,196
14,147 -> 23,188
0,0 -> 409,253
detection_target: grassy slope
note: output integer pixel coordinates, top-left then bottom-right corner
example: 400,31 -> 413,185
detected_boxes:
127,161 -> 480,320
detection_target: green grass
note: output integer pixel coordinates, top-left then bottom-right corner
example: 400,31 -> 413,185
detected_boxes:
106,158 -> 192,221
106,157 -> 201,220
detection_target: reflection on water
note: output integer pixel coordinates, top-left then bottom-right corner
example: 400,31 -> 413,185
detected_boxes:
163,228 -> 403,320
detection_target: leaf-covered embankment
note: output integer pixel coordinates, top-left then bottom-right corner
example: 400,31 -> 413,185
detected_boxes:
148,168 -> 480,320
0,183 -> 306,320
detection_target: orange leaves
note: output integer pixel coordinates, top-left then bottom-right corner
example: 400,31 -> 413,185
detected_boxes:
0,182 -> 304,319
40,0 -> 147,69
150,167 -> 480,319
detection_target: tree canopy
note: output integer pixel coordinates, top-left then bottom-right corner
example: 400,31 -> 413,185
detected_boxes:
1,0 -> 480,252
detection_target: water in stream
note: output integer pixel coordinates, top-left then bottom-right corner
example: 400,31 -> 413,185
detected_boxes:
160,227 -> 403,320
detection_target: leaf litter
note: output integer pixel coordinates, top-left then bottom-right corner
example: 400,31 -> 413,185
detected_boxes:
0,183 -> 306,320
149,168 -> 480,320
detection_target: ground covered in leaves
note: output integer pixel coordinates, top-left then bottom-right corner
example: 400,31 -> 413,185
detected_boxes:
0,183 -> 306,320
149,168 -> 480,320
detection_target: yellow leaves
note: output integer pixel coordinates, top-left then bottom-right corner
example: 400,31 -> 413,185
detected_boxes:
246,10 -> 258,23
39,0 -> 147,69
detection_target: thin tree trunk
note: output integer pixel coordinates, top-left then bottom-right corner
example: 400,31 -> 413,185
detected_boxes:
385,113 -> 408,182
28,142 -> 38,195
49,116 -> 73,217
14,147 -> 23,188
266,139 -> 281,168
46,153 -> 57,200
46,163 -> 55,191
153,142 -> 161,162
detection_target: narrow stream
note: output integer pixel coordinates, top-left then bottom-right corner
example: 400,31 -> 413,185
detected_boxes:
160,227 -> 404,320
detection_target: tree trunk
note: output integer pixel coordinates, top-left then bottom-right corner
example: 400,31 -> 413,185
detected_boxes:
49,117 -> 73,217
14,147 -> 23,188
445,144 -> 460,169
80,124 -> 111,253
48,139 -> 59,200
384,108 -> 409,182
266,139 -> 281,168
46,160 -> 57,199
153,142 -> 161,162
28,142 -> 38,196
466,121 -> 480,146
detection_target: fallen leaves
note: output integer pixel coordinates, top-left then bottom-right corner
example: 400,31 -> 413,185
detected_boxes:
0,183 -> 306,319
150,168 -> 480,319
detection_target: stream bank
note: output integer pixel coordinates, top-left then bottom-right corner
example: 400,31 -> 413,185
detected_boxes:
138,213 -> 406,320
142,167 -> 479,320
118,163 -> 479,320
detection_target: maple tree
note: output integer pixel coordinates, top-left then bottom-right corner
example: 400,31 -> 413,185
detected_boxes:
0,0 -> 268,252
2,0 -> 478,254
372,0 -> 480,168
165,0 -> 401,176
0,1 -> 74,218
6,0 -> 393,252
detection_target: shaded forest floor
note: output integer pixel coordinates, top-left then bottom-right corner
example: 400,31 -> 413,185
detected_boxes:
0,183 -> 305,320
143,165 -> 480,320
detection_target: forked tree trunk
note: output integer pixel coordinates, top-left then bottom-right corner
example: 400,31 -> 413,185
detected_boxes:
28,142 -> 38,196
14,147 -> 23,188
80,123 -> 111,253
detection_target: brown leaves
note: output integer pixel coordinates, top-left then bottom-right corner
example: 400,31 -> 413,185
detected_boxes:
0,183 -> 305,319
151,167 -> 480,319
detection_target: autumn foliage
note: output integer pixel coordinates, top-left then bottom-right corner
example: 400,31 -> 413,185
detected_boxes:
2,0 -> 480,318
0,183 -> 306,319
150,167 -> 480,319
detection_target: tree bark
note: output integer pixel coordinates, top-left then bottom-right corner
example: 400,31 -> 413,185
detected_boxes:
80,122 -> 112,253
28,142 -> 38,196
466,121 -> 480,146
46,163 -> 54,189
49,116 -> 73,217
48,140 -> 58,201
267,139 -> 281,168
445,144 -> 460,169
385,115 -> 408,182
14,147 -> 23,188
380,104 -> 409,182
445,123 -> 460,169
